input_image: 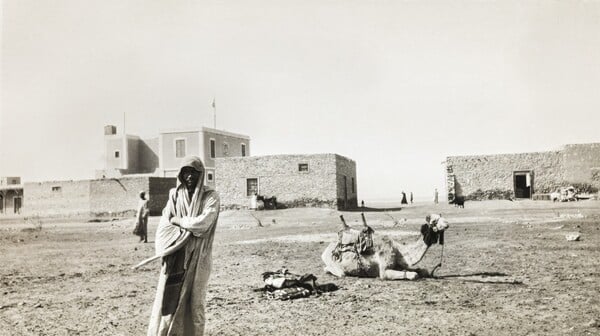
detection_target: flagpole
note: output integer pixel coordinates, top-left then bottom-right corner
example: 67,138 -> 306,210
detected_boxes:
212,97 -> 216,129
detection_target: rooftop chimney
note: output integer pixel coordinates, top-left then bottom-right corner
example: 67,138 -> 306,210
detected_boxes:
104,125 -> 117,135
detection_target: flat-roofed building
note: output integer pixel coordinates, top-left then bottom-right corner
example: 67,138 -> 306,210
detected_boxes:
216,153 -> 357,210
97,125 -> 250,188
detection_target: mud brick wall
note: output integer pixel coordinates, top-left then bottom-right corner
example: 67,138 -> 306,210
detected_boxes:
89,177 -> 149,216
216,154 -> 355,209
24,177 -> 176,217
89,176 -> 175,216
446,151 -> 564,199
562,143 -> 600,184
24,180 -> 92,216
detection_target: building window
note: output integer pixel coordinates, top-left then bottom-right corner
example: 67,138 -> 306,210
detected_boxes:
175,139 -> 186,158
114,151 -> 120,158
223,143 -> 229,157
351,177 -> 355,193
241,144 -> 246,157
210,139 -> 216,158
207,172 -> 214,182
247,178 -> 258,196
52,186 -> 61,192
298,163 -> 309,172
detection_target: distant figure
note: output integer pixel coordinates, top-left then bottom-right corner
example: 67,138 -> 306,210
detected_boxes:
133,191 -> 149,243
434,189 -> 439,204
401,191 -> 408,205
361,200 -> 365,208
410,192 -> 414,204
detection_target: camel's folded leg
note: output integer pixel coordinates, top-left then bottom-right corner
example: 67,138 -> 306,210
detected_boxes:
381,269 -> 419,280
322,243 -> 346,278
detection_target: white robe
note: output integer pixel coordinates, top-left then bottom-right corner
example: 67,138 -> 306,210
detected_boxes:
147,184 -> 220,336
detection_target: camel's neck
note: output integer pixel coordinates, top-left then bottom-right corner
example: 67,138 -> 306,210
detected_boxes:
400,238 -> 430,267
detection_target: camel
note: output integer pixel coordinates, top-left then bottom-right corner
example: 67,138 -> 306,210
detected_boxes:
321,213 -> 449,280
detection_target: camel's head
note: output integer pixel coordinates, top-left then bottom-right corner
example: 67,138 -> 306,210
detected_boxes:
421,214 -> 448,246
426,214 -> 449,232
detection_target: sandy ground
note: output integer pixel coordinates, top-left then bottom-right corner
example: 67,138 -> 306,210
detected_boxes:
1,200 -> 599,335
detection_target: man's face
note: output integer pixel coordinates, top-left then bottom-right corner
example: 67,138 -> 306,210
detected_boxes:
180,167 -> 203,190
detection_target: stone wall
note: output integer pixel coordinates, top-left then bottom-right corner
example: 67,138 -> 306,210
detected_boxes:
335,155 -> 358,208
24,180 -> 92,216
562,143 -> 600,184
216,154 -> 354,209
24,177 -> 175,217
90,177 -> 149,216
446,143 -> 600,201
446,151 -> 564,200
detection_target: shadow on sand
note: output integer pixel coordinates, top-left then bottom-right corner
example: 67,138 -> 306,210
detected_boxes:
346,207 -> 403,212
434,272 -> 523,285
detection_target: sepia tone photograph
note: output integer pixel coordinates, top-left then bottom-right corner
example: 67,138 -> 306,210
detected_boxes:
1,1 -> 599,335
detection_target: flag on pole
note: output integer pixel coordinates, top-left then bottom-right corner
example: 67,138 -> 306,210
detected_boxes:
211,98 -> 216,108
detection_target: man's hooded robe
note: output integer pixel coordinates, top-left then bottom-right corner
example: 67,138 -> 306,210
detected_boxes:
147,156 -> 220,336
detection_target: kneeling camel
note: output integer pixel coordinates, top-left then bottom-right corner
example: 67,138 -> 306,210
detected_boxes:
322,213 -> 448,280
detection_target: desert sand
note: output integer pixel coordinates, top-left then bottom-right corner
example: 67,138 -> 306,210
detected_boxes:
1,200 -> 599,335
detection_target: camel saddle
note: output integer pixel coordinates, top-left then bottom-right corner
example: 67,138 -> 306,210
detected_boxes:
332,226 -> 375,261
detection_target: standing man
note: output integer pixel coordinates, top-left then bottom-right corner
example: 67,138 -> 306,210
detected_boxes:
434,188 -> 439,204
410,192 -> 414,204
147,156 -> 220,336
134,191 -> 149,243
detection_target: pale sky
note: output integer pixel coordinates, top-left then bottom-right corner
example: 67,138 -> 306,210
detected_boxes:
1,0 -> 599,201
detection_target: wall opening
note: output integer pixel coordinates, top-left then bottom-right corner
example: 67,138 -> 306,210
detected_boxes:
210,139 -> 216,158
514,171 -> 533,199
298,163 -> 309,172
14,196 -> 22,214
246,178 -> 258,196
175,139 -> 186,158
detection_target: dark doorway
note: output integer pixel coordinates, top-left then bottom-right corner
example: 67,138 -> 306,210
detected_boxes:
14,196 -> 22,214
514,171 -> 533,199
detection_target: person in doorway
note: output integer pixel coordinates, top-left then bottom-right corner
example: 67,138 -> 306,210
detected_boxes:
147,156 -> 220,336
133,191 -> 149,243
434,189 -> 439,204
401,191 -> 408,205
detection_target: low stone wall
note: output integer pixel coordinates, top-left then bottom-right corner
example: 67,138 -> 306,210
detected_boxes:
24,176 -> 175,218
24,180 -> 92,217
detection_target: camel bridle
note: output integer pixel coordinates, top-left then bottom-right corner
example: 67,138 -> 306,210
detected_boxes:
421,220 -> 446,276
